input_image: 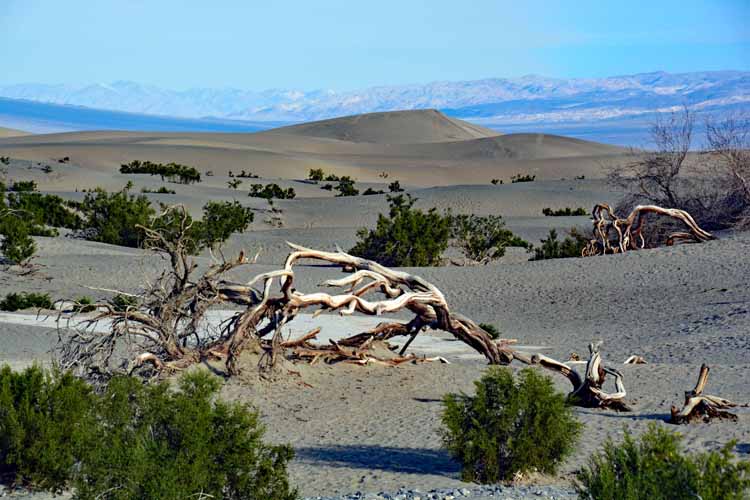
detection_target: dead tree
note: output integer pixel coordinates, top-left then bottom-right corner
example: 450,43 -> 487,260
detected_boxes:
515,342 -> 631,411
669,364 -> 738,424
582,203 -> 714,256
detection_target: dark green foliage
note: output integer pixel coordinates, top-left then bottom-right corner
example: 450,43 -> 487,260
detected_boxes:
362,187 -> 385,195
0,157 -> 9,165
320,183 -> 333,191
577,424 -> 750,500
334,176 -> 359,197
141,186 -> 176,194
542,207 -> 588,216
249,183 -> 296,200
324,173 -> 340,182
350,194 -> 451,267
0,292 -> 53,311
441,367 -> 581,483
511,174 -> 536,183
74,372 -> 297,500
308,168 -> 325,182
0,365 -> 96,492
451,214 -> 530,262
193,200 -> 254,249
0,367 -> 297,499
108,294 -> 138,312
0,215 -> 36,264
76,188 -> 155,248
388,180 -> 404,192
478,323 -> 501,340
8,180 -> 37,192
6,192 -> 82,230
72,296 -> 96,313
228,178 -> 243,189
236,170 -> 259,179
532,228 -> 588,260
120,160 -> 201,184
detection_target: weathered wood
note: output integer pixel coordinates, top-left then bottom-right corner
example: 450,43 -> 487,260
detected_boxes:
669,364 -> 738,424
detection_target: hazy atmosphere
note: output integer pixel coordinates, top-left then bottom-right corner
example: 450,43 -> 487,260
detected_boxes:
1,2 -> 749,500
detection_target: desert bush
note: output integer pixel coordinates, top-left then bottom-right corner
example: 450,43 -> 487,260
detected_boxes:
236,170 -> 259,179
334,176 -> 359,197
228,178 -> 243,189
141,186 -> 176,194
542,207 -> 588,216
320,183 -> 333,191
442,367 -> 581,483
72,296 -> 96,313
6,191 -> 82,230
451,214 -> 529,263
0,365 -> 95,492
308,168 -> 325,182
0,157 -> 9,165
120,160 -> 201,184
193,200 -> 254,249
478,323 -> 500,340
362,187 -> 385,195
0,292 -> 53,311
531,228 -> 589,260
249,183 -> 296,200
0,215 -> 36,265
511,174 -> 536,183
0,366 -> 297,499
8,180 -> 37,192
577,424 -> 750,500
108,293 -> 138,312
75,188 -> 155,248
491,179 -> 502,185
324,173 -> 340,182
350,194 -> 451,266
388,180 -> 404,192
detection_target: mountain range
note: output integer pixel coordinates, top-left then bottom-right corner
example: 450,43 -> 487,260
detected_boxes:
1,71 -> 748,145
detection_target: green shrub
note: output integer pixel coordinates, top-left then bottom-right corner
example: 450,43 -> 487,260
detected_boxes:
0,367 -> 297,499
478,323 -> 501,340
542,207 -> 588,216
0,292 -> 53,311
8,180 -> 37,192
0,365 -> 96,492
72,296 -> 96,313
108,294 -> 138,312
324,173 -> 340,182
577,424 -> 750,500
451,214 -> 529,262
6,191 -> 83,230
75,187 -> 155,248
320,183 -> 333,191
511,174 -> 536,183
334,176 -> 359,197
350,194 -> 451,267
194,200 -> 254,249
491,179 -> 502,185
308,168 -> 325,182
236,170 -> 258,179
0,215 -> 36,264
363,187 -> 385,195
0,156 -> 9,165
228,178 -> 243,189
120,160 -> 201,184
141,186 -> 176,194
441,367 -> 581,483
531,228 -> 588,260
249,183 -> 296,200
388,180 -> 404,192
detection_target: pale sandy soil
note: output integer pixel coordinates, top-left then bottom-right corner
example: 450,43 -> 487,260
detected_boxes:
0,112 -> 748,497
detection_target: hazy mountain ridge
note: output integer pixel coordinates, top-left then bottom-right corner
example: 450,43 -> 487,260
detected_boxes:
2,71 -> 747,124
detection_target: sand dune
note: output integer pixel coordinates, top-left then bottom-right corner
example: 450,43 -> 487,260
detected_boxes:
0,126 -> 30,138
268,109 -> 500,144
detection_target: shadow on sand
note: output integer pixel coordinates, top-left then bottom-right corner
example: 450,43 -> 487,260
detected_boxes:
295,444 -> 459,476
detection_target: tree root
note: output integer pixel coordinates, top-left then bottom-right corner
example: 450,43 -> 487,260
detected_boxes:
669,364 -> 738,424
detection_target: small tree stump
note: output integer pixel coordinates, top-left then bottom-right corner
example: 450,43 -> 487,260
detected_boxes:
669,364 -> 738,424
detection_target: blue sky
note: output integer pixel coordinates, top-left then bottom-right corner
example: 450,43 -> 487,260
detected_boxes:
1,0 -> 748,90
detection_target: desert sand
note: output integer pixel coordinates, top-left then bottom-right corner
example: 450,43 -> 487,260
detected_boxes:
0,111 -> 748,498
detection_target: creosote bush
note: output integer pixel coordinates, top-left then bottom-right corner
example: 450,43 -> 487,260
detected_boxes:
334,176 -> 359,197
249,183 -> 296,200
478,323 -> 501,340
542,207 -> 588,217
0,365 -> 297,500
442,367 -> 581,483
531,228 -> 589,260
72,187 -> 155,248
451,214 -> 529,263
577,424 -> 750,500
511,174 -> 536,183
0,292 -> 53,311
350,194 -> 451,266
120,160 -> 201,184
0,215 -> 36,265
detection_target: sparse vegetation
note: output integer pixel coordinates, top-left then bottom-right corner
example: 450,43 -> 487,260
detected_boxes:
334,176 -> 359,197
320,183 -> 333,191
0,156 -> 9,165
451,214 -> 529,263
542,207 -> 588,216
236,169 -> 259,179
442,367 -> 581,483
120,160 -> 201,184
491,178 -> 502,185
308,168 -> 325,182
228,178 -> 243,189
0,214 -> 37,265
577,424 -> 750,500
193,200 -> 254,249
0,292 -> 53,311
141,186 -> 176,194
0,366 -> 297,499
388,180 -> 404,192
8,180 -> 37,192
362,187 -> 385,195
350,194 -> 451,266
478,323 -> 500,340
108,293 -> 138,312
249,183 -> 296,200
73,187 -> 155,248
531,228 -> 589,260
511,173 -> 536,183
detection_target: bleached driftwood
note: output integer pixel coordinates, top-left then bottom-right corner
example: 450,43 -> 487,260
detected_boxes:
669,364 -> 737,424
582,203 -> 714,256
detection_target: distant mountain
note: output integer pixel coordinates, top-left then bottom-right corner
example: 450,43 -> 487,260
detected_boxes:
1,71 -> 747,124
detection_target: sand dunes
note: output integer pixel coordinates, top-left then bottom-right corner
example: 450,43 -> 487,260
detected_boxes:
0,126 -> 30,138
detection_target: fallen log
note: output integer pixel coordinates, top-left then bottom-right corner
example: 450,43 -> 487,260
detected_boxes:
669,364 -> 738,424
